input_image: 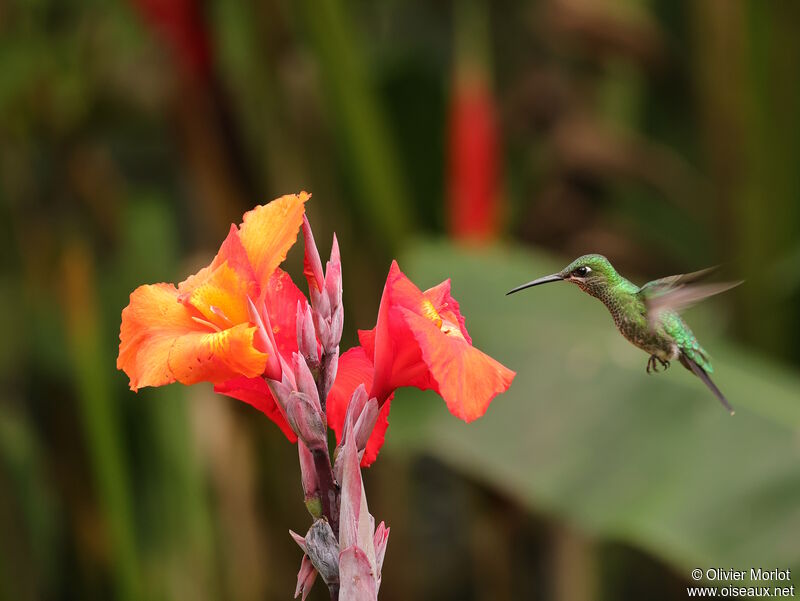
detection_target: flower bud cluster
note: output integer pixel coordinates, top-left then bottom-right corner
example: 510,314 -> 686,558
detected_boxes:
302,215 -> 344,355
267,352 -> 326,452
280,215 -> 387,600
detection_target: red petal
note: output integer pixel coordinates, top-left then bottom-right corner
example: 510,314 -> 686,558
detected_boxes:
361,397 -> 391,467
214,376 -> 297,441
370,261 -> 435,402
264,268 -> 312,363
357,328 -> 376,360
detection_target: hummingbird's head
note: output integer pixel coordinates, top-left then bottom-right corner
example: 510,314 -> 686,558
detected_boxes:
558,254 -> 619,296
506,254 -> 619,297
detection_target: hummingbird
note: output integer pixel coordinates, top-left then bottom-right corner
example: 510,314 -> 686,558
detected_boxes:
507,254 -> 741,414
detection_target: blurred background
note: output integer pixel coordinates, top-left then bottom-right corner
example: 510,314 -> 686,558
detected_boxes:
1,0 -> 799,599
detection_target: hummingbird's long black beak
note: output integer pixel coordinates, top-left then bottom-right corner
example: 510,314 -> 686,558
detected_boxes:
506,274 -> 564,295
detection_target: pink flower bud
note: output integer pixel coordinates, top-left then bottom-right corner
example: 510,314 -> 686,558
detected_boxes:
296,302 -> 319,368
373,521 -> 389,578
324,258 -> 342,310
302,215 -> 325,294
314,317 -> 332,351
339,385 -> 379,457
294,554 -> 317,601
343,384 -> 369,433
292,353 -> 321,413
247,297 -> 281,380
330,305 -> 344,350
267,375 -> 293,413
289,529 -> 308,553
302,216 -> 343,353
286,391 -> 326,450
298,441 -> 322,518
330,233 -> 340,268
353,398 -> 378,454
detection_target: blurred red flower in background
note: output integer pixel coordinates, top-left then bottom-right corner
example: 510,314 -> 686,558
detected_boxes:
447,0 -> 502,243
131,0 -> 212,80
447,73 -> 501,242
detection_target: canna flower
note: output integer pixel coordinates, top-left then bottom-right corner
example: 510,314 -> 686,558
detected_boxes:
118,193 -> 309,436
328,261 -> 515,465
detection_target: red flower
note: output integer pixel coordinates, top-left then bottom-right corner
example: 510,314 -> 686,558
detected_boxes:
447,73 -> 501,242
328,261 -> 515,465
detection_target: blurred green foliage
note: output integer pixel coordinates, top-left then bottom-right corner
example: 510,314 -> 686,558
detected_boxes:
0,0 -> 799,600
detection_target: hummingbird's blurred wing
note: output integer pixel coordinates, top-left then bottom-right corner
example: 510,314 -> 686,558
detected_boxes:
638,266 -> 719,296
639,267 -> 742,327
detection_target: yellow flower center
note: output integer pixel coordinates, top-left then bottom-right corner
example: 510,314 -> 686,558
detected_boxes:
421,299 -> 442,329
421,299 -> 466,341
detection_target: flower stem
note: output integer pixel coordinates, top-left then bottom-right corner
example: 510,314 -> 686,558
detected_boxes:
311,447 -> 339,534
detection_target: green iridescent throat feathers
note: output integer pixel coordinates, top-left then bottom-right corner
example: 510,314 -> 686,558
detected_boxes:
507,254 -> 742,414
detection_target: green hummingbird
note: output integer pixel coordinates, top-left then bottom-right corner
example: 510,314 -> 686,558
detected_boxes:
507,254 -> 741,414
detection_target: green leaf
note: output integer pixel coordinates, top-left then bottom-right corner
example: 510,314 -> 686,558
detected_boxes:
386,240 -> 800,580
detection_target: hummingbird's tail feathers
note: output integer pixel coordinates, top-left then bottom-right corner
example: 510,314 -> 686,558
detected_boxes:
645,281 -> 743,329
679,353 -> 735,415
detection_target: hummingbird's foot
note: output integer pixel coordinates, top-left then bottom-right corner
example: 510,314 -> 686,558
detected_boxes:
646,356 -> 670,374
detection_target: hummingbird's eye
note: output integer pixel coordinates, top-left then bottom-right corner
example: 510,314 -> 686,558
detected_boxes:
573,266 -> 591,277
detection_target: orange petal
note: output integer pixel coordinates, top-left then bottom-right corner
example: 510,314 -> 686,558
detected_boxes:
168,322 -> 268,386
118,283 -> 268,391
238,192 -> 309,287
370,261 -> 433,402
264,268 -> 311,363
183,261 -> 255,329
119,283 -> 197,390
179,225 -> 258,298
401,308 -> 515,421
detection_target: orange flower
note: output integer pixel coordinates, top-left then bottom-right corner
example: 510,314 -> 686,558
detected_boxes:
117,192 -> 308,391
